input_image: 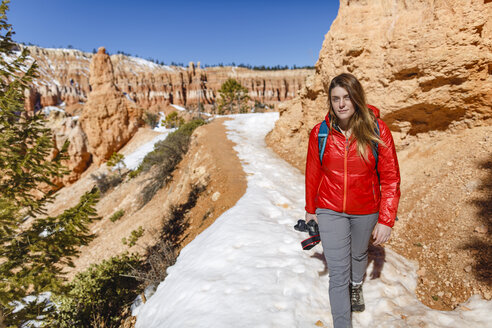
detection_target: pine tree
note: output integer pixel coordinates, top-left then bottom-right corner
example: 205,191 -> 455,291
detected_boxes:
0,1 -> 101,326
163,111 -> 184,128
217,78 -> 250,114
107,152 -> 125,176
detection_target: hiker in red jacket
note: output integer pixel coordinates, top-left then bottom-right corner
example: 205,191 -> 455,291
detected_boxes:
305,73 -> 400,328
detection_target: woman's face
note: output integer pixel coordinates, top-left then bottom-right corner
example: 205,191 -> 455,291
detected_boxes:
330,86 -> 355,126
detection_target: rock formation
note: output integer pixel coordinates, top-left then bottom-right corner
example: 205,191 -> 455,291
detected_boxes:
23,45 -> 313,113
19,44 -> 312,185
25,46 -> 91,112
266,0 -> 492,171
79,47 -> 143,165
44,110 -> 91,184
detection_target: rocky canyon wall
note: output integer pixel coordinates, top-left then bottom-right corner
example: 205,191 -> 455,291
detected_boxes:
21,46 -> 311,183
266,0 -> 492,171
23,45 -> 313,114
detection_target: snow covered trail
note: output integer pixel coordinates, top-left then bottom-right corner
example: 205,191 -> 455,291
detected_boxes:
121,130 -> 173,171
120,113 -> 175,171
135,113 -> 491,328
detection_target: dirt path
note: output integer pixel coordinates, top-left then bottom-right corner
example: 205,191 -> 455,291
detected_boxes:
174,117 -> 247,248
49,117 -> 247,280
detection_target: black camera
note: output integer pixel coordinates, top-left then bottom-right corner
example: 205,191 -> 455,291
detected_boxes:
294,219 -> 320,250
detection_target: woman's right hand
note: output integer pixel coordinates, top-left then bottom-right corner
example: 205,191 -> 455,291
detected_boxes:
305,212 -> 318,223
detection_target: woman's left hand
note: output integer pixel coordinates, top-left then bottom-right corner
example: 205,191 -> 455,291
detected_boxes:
372,223 -> 392,245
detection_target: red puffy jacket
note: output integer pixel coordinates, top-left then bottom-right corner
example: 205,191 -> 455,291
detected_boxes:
305,105 -> 401,227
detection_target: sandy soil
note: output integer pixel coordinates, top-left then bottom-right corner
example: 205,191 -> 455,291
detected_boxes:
389,124 -> 492,310
175,118 -> 247,247
46,118 -> 247,281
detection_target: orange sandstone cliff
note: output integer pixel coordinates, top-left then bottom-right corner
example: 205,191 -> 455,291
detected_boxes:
23,45 -> 313,114
266,0 -> 492,171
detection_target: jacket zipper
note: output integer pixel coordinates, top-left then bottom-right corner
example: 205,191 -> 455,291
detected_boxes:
372,181 -> 376,201
343,137 -> 348,213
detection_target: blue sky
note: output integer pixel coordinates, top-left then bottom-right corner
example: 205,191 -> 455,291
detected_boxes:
8,0 -> 339,67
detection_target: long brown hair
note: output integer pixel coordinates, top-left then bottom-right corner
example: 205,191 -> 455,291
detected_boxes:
327,73 -> 384,161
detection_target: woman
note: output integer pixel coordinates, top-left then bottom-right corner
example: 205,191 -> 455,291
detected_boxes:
305,73 -> 400,328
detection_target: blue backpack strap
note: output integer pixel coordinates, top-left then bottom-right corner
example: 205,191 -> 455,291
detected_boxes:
373,119 -> 380,172
372,119 -> 381,186
318,120 -> 328,165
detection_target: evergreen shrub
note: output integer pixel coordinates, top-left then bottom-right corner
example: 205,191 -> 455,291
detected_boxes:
47,253 -> 142,328
90,172 -> 122,194
109,209 -> 125,222
143,112 -> 159,128
162,111 -> 184,128
136,119 -> 206,206
122,227 -> 144,247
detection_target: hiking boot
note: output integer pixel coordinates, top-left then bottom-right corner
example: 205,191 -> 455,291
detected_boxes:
350,283 -> 365,312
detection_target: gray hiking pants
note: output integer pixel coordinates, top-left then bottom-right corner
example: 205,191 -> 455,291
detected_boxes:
316,208 -> 379,328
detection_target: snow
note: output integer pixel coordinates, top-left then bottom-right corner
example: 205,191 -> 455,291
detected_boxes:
51,78 -> 61,87
123,92 -> 136,102
126,56 -> 175,72
42,106 -> 65,115
121,130 -> 174,171
11,292 -> 52,328
118,114 -> 175,171
131,285 -> 157,317
134,112 -> 492,328
0,50 -> 31,73
169,104 -> 212,117
153,112 -> 167,132
108,111 -> 182,172
171,104 -> 187,111
39,226 -> 65,238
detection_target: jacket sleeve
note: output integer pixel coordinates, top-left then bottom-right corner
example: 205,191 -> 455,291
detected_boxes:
305,125 -> 323,214
376,119 -> 401,227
